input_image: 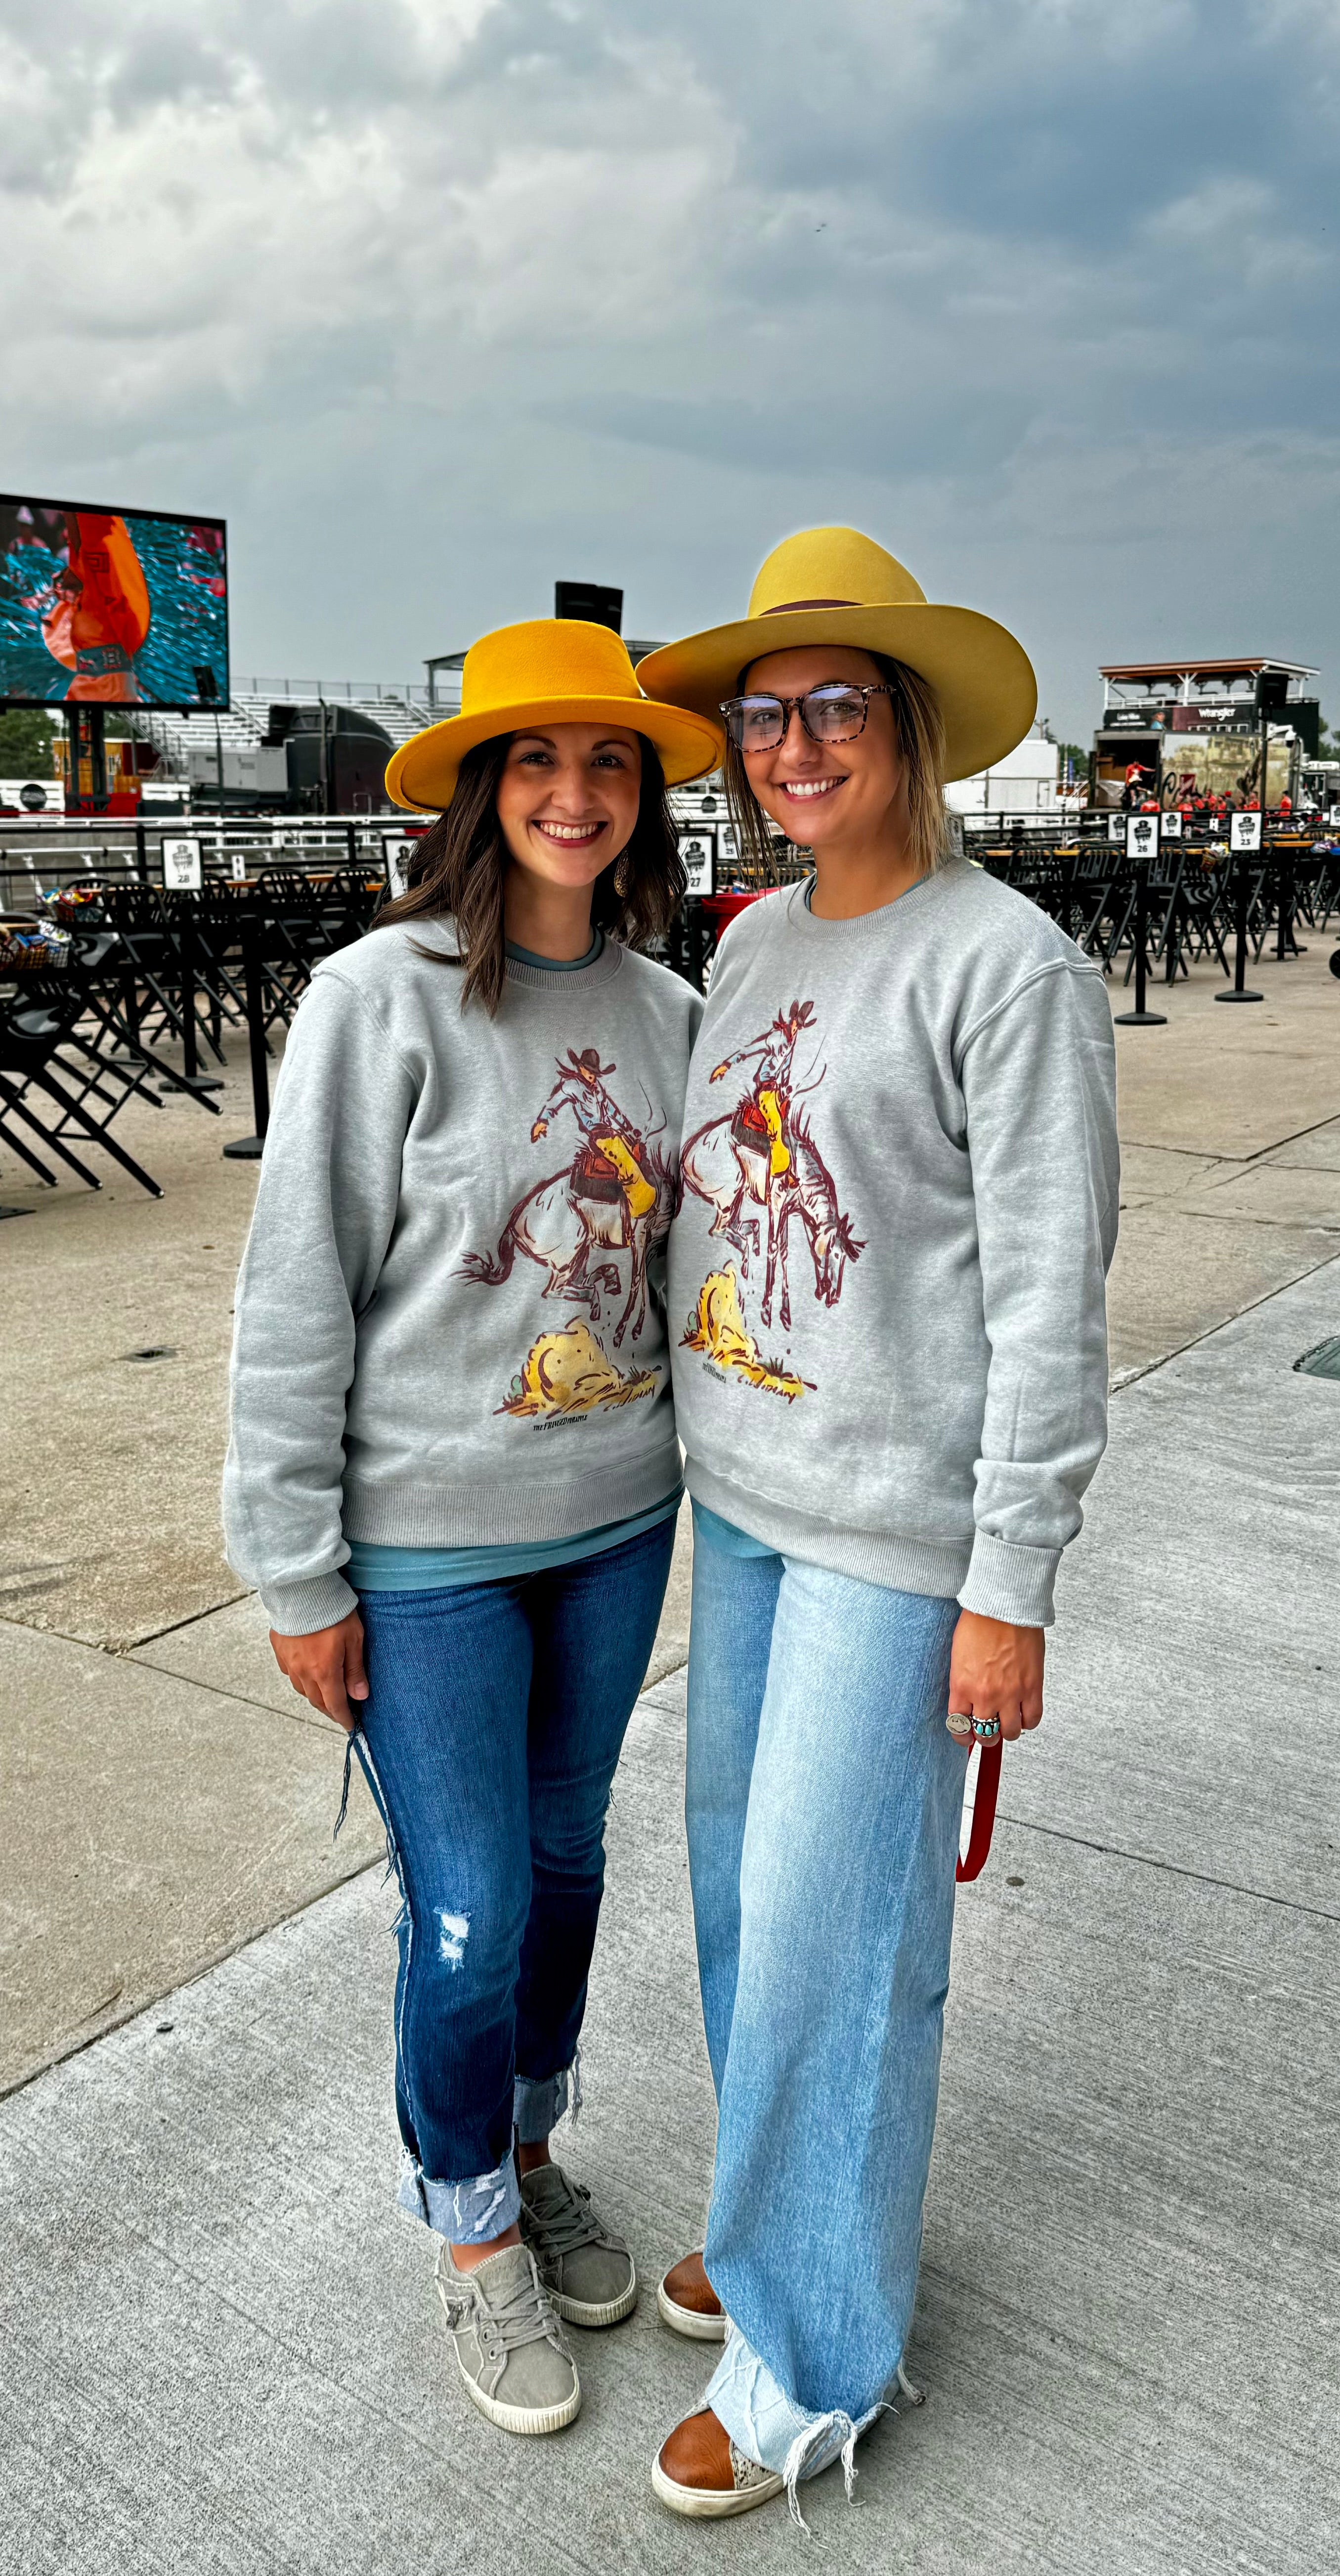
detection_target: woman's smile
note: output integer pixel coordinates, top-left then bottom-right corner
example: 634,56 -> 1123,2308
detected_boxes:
777,776 -> 846,806
530,818 -> 608,846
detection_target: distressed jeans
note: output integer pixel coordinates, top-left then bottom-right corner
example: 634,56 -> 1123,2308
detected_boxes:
685,1504 -> 967,2491
351,1517 -> 674,2242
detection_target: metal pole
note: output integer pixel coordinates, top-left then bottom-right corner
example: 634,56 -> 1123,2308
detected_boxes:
181,896 -> 199,1079
89,707 -> 107,810
222,903 -> 270,1159
1114,858 -> 1167,1026
168,894 -> 221,1092
1216,828 -> 1263,1003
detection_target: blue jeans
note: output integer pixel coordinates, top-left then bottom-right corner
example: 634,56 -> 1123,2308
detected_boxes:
351,1517 -> 674,2243
685,1505 -> 966,2488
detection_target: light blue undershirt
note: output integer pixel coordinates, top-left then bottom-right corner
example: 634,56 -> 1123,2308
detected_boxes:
690,1498 -> 773,1559
349,927 -> 639,1594
347,1490 -> 681,1592
505,929 -> 604,972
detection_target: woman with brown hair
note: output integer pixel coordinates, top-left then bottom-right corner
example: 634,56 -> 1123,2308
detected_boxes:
223,620 -> 721,2442
635,530 -> 1120,2521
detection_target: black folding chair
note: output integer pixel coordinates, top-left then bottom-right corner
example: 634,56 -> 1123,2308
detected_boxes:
0,976 -> 167,1198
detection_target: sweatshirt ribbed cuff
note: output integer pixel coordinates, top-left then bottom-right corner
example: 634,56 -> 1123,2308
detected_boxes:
958,1532 -> 1060,1630
259,1570 -> 360,1638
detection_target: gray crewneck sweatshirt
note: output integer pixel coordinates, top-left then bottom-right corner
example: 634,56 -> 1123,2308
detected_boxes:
667,858 -> 1119,1627
223,922 -> 702,1635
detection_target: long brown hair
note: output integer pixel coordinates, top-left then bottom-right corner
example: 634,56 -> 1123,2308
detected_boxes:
723,651 -> 948,884
375,732 -> 686,1015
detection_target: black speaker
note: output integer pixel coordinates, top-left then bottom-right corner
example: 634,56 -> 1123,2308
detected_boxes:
555,581 -> 623,633
1256,670 -> 1290,714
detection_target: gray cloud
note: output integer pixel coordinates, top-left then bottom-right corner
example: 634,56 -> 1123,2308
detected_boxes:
0,0 -> 1336,733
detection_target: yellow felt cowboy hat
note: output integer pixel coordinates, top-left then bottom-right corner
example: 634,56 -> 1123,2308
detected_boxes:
386,618 -> 725,811
634,527 -> 1037,783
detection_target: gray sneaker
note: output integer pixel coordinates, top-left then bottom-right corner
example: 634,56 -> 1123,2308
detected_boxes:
434,2239 -> 581,2436
519,2162 -> 638,2327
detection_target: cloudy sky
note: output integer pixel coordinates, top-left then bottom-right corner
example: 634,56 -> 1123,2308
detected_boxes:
3,0 -> 1337,735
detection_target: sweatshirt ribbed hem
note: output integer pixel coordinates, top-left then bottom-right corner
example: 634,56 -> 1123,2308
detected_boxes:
687,1461 -> 1062,1625
688,1460 -> 1062,1624
341,1440 -> 683,1549
258,1442 -> 683,1631
958,1530 -> 1060,1628
262,1569 -> 360,1638
685,1458 -> 973,1599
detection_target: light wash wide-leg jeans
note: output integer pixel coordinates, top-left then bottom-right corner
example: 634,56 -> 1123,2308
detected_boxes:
685,1502 -> 968,2502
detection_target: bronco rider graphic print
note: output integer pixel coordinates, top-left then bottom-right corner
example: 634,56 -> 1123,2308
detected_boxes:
460,1045 -> 679,1421
679,999 -> 863,1401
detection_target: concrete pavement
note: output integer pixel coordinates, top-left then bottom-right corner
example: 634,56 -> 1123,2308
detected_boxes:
1,931 -> 1339,2567
1,1259 -> 1337,2571
2,947 -> 1338,2090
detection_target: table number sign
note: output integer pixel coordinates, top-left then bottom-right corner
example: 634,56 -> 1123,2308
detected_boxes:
382,835 -> 417,898
677,832 -> 714,896
162,837 -> 204,892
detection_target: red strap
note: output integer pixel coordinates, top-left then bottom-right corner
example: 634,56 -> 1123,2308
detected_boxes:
956,1739 -> 1002,1883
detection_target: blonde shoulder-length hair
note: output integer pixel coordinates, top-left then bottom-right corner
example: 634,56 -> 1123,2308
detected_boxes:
722,652 -> 949,884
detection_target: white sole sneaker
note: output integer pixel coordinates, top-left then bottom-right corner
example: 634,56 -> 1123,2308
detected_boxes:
452,2336 -> 582,2437
553,2264 -> 638,2330
436,2240 -> 581,2437
519,2163 -> 637,2333
650,2450 -> 784,2519
656,2273 -> 728,2342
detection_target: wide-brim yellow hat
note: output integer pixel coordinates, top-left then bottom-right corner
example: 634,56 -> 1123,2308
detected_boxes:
386,618 -> 725,811
634,528 -> 1037,783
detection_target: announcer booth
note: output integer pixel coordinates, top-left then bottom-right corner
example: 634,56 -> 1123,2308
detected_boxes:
1091,657 -> 1320,811
0,492 -> 229,813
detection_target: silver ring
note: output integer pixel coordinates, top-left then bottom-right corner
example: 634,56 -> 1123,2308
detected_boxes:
971,1715 -> 1001,1742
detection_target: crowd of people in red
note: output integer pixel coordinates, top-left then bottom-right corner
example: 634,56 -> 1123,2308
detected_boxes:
1118,759 -> 1297,821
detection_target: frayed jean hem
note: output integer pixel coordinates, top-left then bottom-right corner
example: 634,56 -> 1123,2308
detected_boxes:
394,2050 -> 580,2238
397,2151 -> 520,2245
704,2326 -> 897,2529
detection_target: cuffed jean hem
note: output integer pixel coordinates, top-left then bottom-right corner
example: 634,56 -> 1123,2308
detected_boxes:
705,2326 -> 888,2529
397,2152 -> 520,2245
514,2052 -> 581,2145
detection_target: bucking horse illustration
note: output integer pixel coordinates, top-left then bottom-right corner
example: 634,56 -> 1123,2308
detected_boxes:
458,1048 -> 675,1348
680,1001 -> 864,1331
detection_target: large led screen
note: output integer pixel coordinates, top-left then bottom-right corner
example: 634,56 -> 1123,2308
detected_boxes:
0,495 -> 228,710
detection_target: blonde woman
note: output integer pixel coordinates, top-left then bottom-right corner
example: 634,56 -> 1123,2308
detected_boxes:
224,621 -> 721,2441
635,531 -> 1119,2521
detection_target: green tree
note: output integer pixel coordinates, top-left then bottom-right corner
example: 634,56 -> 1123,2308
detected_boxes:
0,706 -> 58,775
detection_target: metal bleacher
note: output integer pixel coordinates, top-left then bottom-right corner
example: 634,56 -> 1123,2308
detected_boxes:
141,679 -> 437,776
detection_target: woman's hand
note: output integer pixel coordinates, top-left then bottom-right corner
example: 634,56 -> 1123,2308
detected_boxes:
948,1610 -> 1044,1744
270,1611 -> 369,1733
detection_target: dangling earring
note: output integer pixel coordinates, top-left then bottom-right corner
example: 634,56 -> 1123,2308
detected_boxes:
613,852 -> 631,897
